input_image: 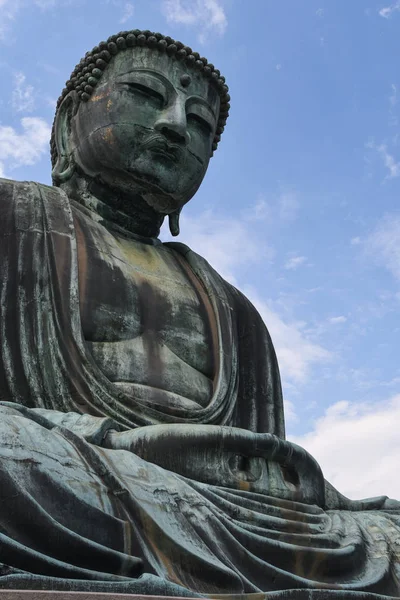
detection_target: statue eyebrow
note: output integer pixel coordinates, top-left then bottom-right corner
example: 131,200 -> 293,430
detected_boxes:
117,68 -> 172,89
186,96 -> 217,120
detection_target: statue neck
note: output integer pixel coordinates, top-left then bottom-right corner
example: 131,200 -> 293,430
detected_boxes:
62,174 -> 165,240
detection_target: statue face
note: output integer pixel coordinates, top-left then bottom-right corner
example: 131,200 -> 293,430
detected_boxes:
69,47 -> 220,213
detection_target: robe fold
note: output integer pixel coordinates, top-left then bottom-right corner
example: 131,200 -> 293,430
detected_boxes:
0,177 -> 400,600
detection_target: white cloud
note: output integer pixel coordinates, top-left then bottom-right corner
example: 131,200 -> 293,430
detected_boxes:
248,191 -> 299,223
351,236 -> 361,245
245,288 -> 331,384
285,255 -> 307,270
45,96 -> 57,110
329,315 -> 347,324
37,62 -> 60,75
390,83 -> 397,106
367,140 -> 400,179
247,194 -> 270,221
366,213 -> 400,281
0,0 -> 20,40
316,8 -> 324,17
279,192 -> 299,221
34,0 -> 56,7
0,162 -> 5,178
175,210 -> 273,284
284,399 -> 297,423
378,144 -> 400,178
162,0 -> 227,42
291,396 -> 400,499
379,1 -> 400,18
11,72 -> 35,113
0,0 -> 63,40
0,117 -> 51,170
120,1 -> 134,23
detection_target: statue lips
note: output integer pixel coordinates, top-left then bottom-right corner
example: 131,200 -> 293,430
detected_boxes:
141,133 -> 184,164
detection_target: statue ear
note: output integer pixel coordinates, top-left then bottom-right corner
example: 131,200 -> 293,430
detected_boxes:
51,92 -> 79,184
169,208 -> 182,237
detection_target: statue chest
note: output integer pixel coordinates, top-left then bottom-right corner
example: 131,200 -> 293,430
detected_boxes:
73,208 -> 215,407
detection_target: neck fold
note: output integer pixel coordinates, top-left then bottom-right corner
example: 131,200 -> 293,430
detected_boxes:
61,173 -> 165,241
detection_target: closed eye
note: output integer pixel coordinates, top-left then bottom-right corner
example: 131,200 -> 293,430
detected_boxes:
124,82 -> 165,106
187,113 -> 213,134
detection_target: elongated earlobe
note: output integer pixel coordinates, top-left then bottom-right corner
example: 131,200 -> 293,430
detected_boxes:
51,92 -> 79,185
169,209 -> 181,237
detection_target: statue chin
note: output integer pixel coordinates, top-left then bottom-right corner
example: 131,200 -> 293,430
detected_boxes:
127,164 -> 192,215
142,190 -> 184,215
97,166 -> 189,215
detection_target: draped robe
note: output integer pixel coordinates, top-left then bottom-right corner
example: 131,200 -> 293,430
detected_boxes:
0,177 -> 400,600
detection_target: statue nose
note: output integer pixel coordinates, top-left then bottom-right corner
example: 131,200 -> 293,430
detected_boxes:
154,102 -> 190,145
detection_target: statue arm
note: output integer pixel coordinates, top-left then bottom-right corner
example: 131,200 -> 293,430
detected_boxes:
104,423 -> 326,505
0,402 -> 121,446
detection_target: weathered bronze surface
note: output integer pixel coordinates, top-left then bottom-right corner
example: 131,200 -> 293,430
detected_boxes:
0,29 -> 400,600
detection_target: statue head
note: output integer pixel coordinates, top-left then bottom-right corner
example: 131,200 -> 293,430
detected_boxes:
51,30 -> 230,236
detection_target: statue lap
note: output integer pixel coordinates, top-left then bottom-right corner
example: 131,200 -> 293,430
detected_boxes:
0,401 -> 400,598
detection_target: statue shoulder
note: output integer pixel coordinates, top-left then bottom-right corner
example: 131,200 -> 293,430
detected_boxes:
0,179 -> 72,235
0,177 -> 57,200
0,178 -> 69,211
0,177 -> 28,215
0,176 -> 17,200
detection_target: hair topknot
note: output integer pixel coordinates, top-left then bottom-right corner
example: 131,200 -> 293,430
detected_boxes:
50,29 -> 230,168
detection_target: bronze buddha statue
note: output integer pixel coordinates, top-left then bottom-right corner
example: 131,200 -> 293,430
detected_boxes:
0,29 -> 399,600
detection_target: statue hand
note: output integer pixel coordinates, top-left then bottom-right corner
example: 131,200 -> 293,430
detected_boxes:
103,424 -> 325,505
103,429 -> 134,450
381,497 -> 400,510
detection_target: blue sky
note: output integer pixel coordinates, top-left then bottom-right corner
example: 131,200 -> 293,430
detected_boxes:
1,0 -> 400,500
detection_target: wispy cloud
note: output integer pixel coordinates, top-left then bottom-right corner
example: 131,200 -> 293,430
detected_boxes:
279,192 -> 299,221
247,194 -> 270,221
246,287 -> 331,384
11,72 -> 35,113
388,84 -> 399,126
351,236 -> 361,245
292,395 -> 400,499
0,0 -> 20,41
34,0 -> 56,8
378,144 -> 400,178
0,0 -> 66,40
390,83 -> 397,106
379,1 -> 400,18
285,255 -> 307,270
329,315 -> 347,324
284,399 -> 298,423
45,96 -> 57,110
367,140 -> 400,179
174,210 -> 273,284
120,1 -> 134,23
162,0 -> 227,42
366,213 -> 400,281
37,62 -> 60,75
0,117 -> 51,170
248,191 -> 299,223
